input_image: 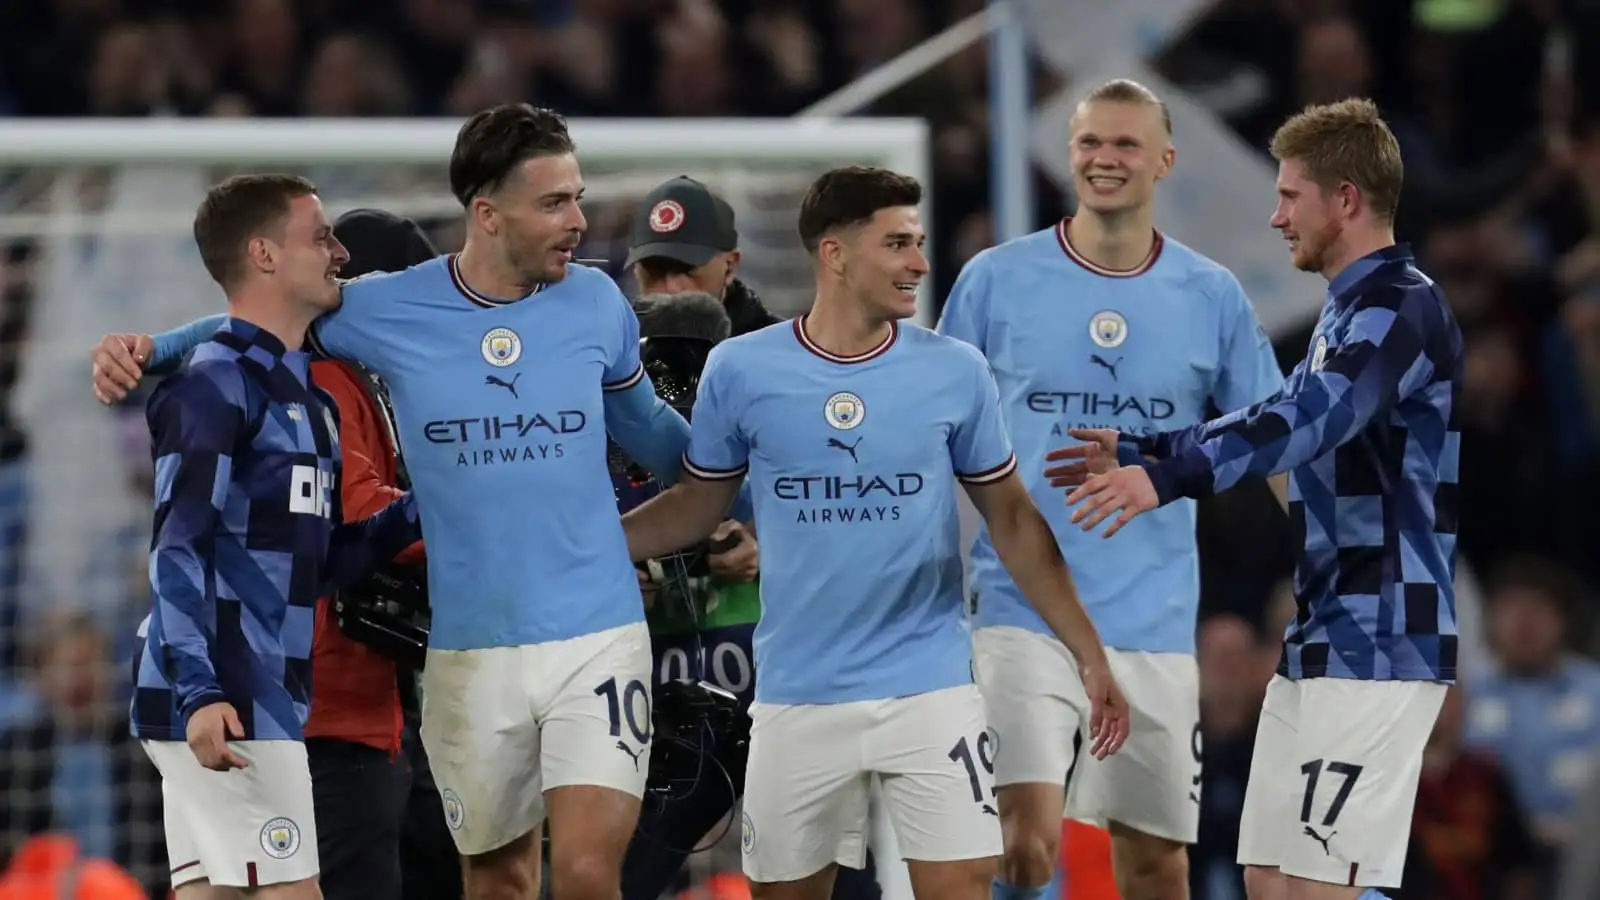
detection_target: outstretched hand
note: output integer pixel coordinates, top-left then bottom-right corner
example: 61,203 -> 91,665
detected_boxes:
1066,466 -> 1159,538
1043,428 -> 1121,489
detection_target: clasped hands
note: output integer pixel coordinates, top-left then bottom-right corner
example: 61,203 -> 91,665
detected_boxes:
1042,428 -> 1159,539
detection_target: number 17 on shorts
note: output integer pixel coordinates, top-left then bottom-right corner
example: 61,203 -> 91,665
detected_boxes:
1236,675 -> 1446,889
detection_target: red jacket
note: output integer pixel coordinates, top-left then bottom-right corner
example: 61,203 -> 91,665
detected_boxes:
302,359 -> 424,753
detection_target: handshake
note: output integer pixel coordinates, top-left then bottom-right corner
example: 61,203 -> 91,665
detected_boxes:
334,562 -> 431,670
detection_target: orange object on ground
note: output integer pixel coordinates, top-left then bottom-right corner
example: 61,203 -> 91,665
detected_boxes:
0,834 -> 147,899
676,871 -> 751,900
1060,820 -> 1120,900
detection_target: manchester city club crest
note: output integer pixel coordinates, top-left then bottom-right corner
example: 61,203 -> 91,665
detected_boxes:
442,789 -> 465,831
481,327 -> 522,368
741,810 -> 756,854
259,817 -> 301,859
1089,310 -> 1128,349
1311,335 -> 1329,372
824,391 -> 864,430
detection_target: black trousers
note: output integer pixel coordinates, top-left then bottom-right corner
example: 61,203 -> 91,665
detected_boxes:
307,722 -> 461,900
621,734 -> 882,900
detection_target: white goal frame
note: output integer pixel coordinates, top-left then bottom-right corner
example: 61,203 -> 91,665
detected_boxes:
0,117 -> 935,323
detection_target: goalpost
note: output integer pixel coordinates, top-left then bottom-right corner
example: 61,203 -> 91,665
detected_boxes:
0,116 -> 928,891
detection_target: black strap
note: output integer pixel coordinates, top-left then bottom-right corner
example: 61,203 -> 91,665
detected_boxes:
354,363 -> 409,490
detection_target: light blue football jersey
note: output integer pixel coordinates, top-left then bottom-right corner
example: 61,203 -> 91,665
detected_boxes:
307,255 -> 650,650
685,318 -> 1017,705
938,221 -> 1283,654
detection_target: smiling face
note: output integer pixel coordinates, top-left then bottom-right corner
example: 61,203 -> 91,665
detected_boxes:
277,193 -> 349,311
1069,99 -> 1175,217
1270,157 -> 1346,274
831,205 -> 928,321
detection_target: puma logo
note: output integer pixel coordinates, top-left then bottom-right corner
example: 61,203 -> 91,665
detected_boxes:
981,804 -> 998,817
616,740 -> 643,770
1089,354 -> 1122,381
485,373 -> 521,398
1303,825 -> 1335,855
826,436 -> 862,463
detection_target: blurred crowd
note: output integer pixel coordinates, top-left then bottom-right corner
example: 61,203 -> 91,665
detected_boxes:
0,0 -> 1597,898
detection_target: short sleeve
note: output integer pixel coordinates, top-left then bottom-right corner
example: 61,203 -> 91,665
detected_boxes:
1211,271 -> 1285,411
601,281 -> 645,392
308,274 -> 389,365
948,346 -> 1016,485
936,253 -> 992,352
681,345 -> 748,480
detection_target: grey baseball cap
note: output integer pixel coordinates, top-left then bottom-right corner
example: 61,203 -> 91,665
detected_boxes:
625,176 -> 738,268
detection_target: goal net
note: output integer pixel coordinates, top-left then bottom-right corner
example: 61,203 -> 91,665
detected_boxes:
0,116 -> 927,892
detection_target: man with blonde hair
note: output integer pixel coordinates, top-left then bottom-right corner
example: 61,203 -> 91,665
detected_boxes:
939,78 -> 1283,900
1052,98 -> 1464,900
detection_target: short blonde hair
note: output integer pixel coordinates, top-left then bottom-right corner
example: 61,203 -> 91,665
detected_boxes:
1270,98 -> 1403,223
1077,78 -> 1172,136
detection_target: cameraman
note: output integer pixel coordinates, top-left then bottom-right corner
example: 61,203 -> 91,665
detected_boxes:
619,177 -> 881,900
302,210 -> 458,900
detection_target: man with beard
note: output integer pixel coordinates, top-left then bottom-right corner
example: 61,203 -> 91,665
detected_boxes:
1053,98 -> 1464,900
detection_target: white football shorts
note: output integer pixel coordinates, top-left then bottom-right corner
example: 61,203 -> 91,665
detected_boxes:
740,683 -> 1003,883
142,738 -> 318,889
419,621 -> 654,856
973,626 -> 1201,843
1236,674 -> 1447,888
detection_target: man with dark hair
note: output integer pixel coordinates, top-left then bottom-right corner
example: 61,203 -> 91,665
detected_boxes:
134,174 -> 421,899
619,178 -> 880,900
91,105 -> 702,900
617,165 -> 1127,900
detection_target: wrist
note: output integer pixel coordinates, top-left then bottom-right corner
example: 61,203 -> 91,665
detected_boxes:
179,690 -> 226,724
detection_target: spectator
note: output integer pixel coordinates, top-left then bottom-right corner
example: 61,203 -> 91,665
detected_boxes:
1400,686 -> 1544,900
1465,559 -> 1600,854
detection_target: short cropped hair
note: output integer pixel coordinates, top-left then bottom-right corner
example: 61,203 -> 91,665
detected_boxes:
1078,78 -> 1172,136
797,166 -> 922,254
192,173 -> 318,291
449,103 -> 576,207
1270,98 -> 1404,223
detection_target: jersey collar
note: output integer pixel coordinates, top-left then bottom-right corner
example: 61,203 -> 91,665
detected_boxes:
1326,243 -> 1413,303
217,316 -> 311,383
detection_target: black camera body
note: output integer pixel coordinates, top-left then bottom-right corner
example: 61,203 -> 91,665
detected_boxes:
334,561 -> 431,671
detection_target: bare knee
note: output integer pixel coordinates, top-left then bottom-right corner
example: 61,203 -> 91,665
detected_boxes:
1243,865 -> 1287,900
550,849 -> 622,900
463,830 -> 541,900
1107,824 -> 1187,900
997,785 -> 1063,888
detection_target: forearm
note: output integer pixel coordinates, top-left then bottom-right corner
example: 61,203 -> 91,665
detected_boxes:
622,479 -> 736,561
325,494 -> 421,592
149,315 -> 228,373
989,504 -> 1106,664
